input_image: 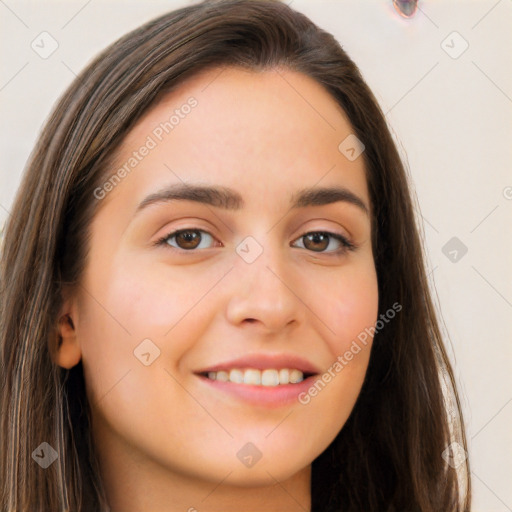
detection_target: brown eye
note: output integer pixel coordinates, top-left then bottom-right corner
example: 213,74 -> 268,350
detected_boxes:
303,232 -> 330,252
293,231 -> 355,255
158,229 -> 216,250
174,230 -> 201,249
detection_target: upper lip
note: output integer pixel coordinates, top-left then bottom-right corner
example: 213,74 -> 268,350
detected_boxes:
195,353 -> 322,376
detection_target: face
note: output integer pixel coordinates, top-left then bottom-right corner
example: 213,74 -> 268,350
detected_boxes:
57,66 -> 378,494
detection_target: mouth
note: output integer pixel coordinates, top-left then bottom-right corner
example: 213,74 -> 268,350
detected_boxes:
198,368 -> 316,386
195,369 -> 319,408
193,353 -> 321,407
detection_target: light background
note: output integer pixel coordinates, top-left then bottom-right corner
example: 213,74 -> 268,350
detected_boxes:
0,1 -> 511,510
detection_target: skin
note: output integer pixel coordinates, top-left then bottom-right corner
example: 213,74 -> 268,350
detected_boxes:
56,66 -> 379,512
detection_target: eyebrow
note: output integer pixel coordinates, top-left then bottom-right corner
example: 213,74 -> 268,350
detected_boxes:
135,183 -> 369,216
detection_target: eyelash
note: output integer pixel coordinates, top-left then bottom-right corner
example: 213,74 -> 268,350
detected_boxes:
153,228 -> 357,256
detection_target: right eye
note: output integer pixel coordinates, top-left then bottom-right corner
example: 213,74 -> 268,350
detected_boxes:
153,228 -> 220,251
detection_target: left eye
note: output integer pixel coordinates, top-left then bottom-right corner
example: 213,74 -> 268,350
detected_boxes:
155,229 -> 355,254
293,231 -> 354,253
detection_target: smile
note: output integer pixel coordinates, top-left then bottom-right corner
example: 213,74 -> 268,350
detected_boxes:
202,368 -> 311,386
196,370 -> 319,408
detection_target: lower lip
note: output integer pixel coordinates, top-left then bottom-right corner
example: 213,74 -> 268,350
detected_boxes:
196,374 -> 317,408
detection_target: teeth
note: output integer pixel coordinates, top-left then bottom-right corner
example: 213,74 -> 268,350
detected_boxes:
215,370 -> 229,382
261,369 -> 279,386
229,369 -> 244,383
205,368 -> 305,385
244,369 -> 261,385
289,369 -> 303,383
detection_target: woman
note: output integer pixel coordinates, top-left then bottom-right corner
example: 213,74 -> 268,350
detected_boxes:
0,0 -> 471,510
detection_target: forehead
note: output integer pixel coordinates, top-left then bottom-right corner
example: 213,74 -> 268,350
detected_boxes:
101,66 -> 369,214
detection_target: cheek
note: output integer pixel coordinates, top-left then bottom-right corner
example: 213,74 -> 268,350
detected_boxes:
322,262 -> 379,359
290,257 -> 378,425
75,255 -> 173,401
78,255 -> 212,375
296,264 -> 378,438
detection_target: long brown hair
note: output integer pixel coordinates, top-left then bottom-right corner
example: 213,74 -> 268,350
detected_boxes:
0,1 -> 471,510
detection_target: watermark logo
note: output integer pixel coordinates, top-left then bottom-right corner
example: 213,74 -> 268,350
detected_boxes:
236,236 -> 264,264
31,31 -> 59,59
442,236 -> 468,263
32,442 -> 59,469
442,441 -> 467,468
133,338 -> 161,366
441,31 -> 469,60
236,442 -> 262,468
338,134 -> 365,161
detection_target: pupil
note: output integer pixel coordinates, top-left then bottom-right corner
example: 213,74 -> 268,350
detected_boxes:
306,233 -> 327,251
178,230 -> 199,249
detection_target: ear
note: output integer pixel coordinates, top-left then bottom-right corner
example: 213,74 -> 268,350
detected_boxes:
53,296 -> 82,369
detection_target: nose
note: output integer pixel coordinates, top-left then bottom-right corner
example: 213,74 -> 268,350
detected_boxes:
224,241 -> 303,334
